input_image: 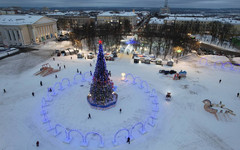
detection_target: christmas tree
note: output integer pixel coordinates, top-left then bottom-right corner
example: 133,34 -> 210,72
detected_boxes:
89,40 -> 115,106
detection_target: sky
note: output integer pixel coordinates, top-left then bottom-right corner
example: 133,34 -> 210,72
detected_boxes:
0,0 -> 240,8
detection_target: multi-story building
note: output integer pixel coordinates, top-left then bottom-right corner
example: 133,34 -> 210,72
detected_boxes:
0,15 -> 57,46
97,11 -> 137,27
148,16 -> 240,33
47,12 -> 93,29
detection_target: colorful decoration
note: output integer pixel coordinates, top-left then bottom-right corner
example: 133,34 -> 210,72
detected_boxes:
87,40 -> 118,110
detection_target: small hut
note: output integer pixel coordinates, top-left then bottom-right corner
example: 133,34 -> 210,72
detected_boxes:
155,58 -> 163,65
167,59 -> 174,66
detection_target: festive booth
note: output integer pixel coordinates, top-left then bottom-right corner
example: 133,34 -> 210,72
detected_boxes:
167,59 -> 174,66
155,58 -> 163,65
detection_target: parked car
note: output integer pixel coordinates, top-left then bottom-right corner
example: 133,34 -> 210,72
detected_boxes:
77,52 -> 84,58
105,54 -> 114,61
61,50 -> 70,56
68,49 -> 75,55
144,57 -> 151,64
87,52 -> 94,59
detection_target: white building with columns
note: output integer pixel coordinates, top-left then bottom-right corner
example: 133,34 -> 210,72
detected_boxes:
0,15 -> 57,46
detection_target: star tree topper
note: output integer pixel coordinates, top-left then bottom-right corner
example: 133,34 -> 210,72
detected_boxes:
99,40 -> 102,44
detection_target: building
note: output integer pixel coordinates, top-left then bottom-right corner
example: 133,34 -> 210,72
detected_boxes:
0,15 -> 57,46
47,12 -> 93,29
148,16 -> 240,33
97,11 -> 137,26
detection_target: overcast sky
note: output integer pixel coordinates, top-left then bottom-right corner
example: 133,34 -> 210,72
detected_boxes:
0,0 -> 240,8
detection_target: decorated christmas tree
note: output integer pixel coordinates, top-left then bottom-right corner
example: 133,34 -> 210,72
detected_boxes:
88,40 -> 117,108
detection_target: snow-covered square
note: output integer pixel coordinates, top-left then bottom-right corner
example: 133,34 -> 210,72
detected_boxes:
0,41 -> 240,150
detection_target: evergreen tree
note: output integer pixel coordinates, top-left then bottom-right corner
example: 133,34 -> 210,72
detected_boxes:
89,40 -> 114,105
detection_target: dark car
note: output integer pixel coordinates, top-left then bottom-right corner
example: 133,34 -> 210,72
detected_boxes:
112,51 -> 117,57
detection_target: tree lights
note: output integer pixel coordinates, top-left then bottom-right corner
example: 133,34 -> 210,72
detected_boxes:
87,40 -> 118,110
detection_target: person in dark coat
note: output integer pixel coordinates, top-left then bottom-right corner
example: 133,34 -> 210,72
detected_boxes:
90,63 -> 92,67
119,108 -> 122,113
237,93 -> 239,97
127,137 -> 130,144
40,81 -> 42,86
90,71 -> 92,76
59,67 -> 61,70
219,79 -> 222,83
77,69 -> 79,73
3,89 -> 6,93
57,63 -> 59,66
80,71 -> 82,75
55,75 -> 58,78
109,71 -> 111,77
32,92 -> 35,96
88,113 -> 91,119
53,57 -> 55,61
49,88 -> 52,92
71,57 -> 72,59
64,65 -> 66,69
36,141 -> 39,147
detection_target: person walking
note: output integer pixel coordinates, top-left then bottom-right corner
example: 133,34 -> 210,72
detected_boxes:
53,57 -> 55,61
88,113 -> 91,119
219,79 -> 222,83
77,69 -> 79,73
64,65 -> 66,69
127,137 -> 130,144
36,141 -> 39,147
59,66 -> 61,70
119,108 -> 122,114
40,81 -> 43,86
71,57 -> 72,59
90,71 -> 92,76
90,63 -> 92,67
109,71 -> 111,77
55,75 -> 58,78
80,71 -> 82,75
3,89 -> 6,93
237,93 -> 239,97
32,92 -> 35,96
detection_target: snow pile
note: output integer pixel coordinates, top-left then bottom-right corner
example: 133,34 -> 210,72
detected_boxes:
0,15 -> 43,25
232,57 -> 240,64
35,41 -> 73,50
200,55 -> 229,63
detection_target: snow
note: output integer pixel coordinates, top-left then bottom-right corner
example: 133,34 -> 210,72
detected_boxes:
232,57 -> 240,64
149,17 -> 164,24
200,55 -> 230,63
0,15 -> 43,25
1,41 -> 240,150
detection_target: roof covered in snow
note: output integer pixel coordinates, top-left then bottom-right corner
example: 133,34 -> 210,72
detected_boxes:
0,15 -> 44,25
47,11 -> 81,16
149,16 -> 240,25
149,17 -> 164,24
98,11 -> 137,17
